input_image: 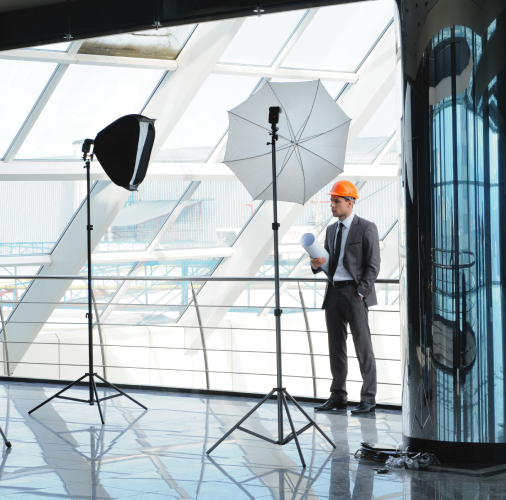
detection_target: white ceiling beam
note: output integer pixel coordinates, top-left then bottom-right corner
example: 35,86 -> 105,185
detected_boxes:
0,254 -> 52,268
92,245 -> 233,265
271,9 -> 318,70
0,162 -> 236,181
213,63 -> 357,82
0,48 -> 179,70
0,162 -> 396,181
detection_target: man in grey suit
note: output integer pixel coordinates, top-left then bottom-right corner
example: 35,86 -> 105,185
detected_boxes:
311,180 -> 380,414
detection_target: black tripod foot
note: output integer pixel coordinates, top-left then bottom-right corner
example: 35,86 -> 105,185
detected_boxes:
5,441 -> 11,448
28,372 -> 147,425
206,387 -> 335,467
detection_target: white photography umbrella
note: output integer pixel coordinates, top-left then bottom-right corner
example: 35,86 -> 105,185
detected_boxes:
224,80 -> 350,204
207,81 -> 350,467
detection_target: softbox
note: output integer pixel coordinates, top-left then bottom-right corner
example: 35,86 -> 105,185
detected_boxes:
94,114 -> 156,191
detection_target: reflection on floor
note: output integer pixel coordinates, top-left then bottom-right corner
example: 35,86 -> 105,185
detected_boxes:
0,382 -> 504,499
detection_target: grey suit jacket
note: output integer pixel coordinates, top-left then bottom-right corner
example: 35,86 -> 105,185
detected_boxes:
312,215 -> 381,308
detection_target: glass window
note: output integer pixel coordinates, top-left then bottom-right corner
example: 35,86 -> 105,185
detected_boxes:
380,141 -> 397,164
156,74 -> 260,162
219,10 -> 306,66
79,25 -> 196,60
346,87 -> 396,164
0,181 -> 87,255
16,65 -> 165,160
103,258 -> 221,326
95,181 -> 192,253
0,266 -> 41,317
353,181 -> 397,238
60,262 -> 136,307
156,181 -> 262,251
0,60 -> 58,159
282,1 -> 393,72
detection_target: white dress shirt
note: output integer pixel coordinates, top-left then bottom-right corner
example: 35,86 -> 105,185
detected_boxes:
333,212 -> 354,282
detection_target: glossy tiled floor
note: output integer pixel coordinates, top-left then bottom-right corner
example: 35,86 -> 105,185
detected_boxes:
0,382 -> 505,499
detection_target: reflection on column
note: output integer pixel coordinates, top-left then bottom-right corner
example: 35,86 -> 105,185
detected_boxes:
399,0 -> 506,461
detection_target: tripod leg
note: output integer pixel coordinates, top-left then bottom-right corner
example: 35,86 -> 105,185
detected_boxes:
281,391 -> 306,468
0,426 -> 11,448
93,374 -> 147,410
207,388 -> 276,455
283,390 -> 336,449
28,374 -> 89,414
91,377 -> 105,425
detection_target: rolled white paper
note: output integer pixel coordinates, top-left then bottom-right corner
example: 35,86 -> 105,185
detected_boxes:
300,233 -> 329,275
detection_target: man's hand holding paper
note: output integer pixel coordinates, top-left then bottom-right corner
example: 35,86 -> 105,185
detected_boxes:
310,256 -> 326,269
300,233 -> 330,275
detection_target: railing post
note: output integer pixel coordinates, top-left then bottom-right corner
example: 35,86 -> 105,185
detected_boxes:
0,302 -> 10,376
298,283 -> 317,397
91,289 -> 107,379
191,282 -> 210,389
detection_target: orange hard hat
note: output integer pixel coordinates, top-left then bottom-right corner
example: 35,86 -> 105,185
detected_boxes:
328,180 -> 359,199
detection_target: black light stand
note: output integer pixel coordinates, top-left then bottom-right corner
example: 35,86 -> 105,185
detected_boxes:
207,107 -> 335,467
29,140 -> 147,424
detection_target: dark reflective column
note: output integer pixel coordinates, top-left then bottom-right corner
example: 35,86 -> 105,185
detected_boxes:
397,0 -> 506,462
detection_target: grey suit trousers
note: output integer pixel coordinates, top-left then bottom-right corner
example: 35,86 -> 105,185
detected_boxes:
324,284 -> 377,405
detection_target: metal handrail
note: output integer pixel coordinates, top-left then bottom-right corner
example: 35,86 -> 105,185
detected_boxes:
0,275 -> 399,283
0,275 -> 400,397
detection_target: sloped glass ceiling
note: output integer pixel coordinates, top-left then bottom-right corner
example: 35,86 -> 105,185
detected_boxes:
346,87 -> 396,164
156,74 -> 261,162
156,181 -> 262,251
0,60 -> 58,159
219,10 -> 307,66
16,65 -> 165,160
79,25 -> 196,60
95,181 -> 192,253
282,0 -> 393,72
0,181 -> 86,255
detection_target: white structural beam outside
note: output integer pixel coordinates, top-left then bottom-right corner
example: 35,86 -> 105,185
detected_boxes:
0,162 -> 397,182
5,181 -> 130,370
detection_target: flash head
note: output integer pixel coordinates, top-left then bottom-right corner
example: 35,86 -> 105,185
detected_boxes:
268,106 -> 282,125
82,139 -> 95,154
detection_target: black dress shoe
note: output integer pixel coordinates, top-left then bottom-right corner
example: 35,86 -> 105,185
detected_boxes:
314,399 -> 347,411
350,401 -> 376,414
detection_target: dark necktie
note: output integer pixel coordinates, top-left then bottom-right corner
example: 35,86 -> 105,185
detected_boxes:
331,222 -> 343,278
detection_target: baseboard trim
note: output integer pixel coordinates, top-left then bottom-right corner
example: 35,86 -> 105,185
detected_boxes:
0,375 -> 401,410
